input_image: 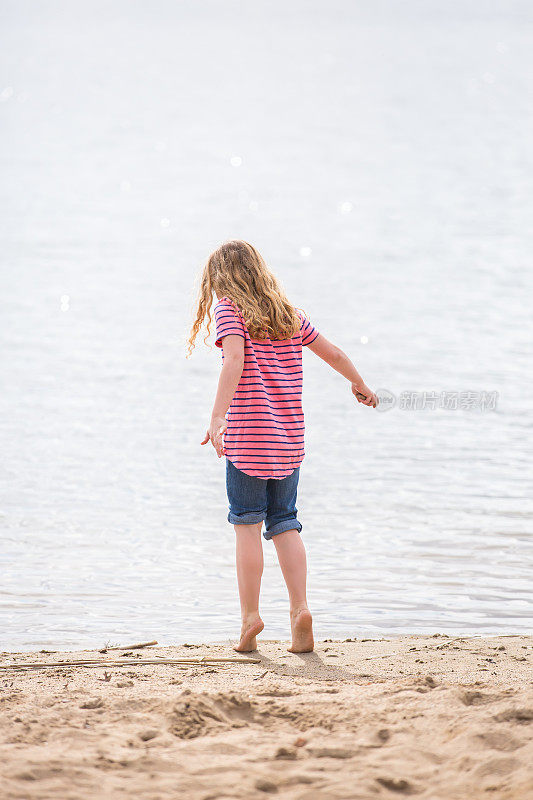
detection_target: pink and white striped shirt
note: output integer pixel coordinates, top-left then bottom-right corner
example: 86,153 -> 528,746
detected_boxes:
214,297 -> 319,479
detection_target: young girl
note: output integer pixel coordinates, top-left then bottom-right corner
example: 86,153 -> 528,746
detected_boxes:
188,240 -> 378,653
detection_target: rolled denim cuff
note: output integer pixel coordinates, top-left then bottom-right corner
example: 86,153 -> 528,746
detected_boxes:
263,518 -> 302,540
228,510 -> 266,526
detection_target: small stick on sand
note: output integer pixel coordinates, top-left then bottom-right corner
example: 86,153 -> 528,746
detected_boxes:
99,640 -> 158,653
0,656 -> 261,672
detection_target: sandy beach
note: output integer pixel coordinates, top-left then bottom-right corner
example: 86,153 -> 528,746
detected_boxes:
1,635 -> 532,799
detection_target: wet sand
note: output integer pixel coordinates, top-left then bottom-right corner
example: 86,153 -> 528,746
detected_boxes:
1,635 -> 532,799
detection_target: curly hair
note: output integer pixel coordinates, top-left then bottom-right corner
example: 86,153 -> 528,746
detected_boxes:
187,240 -> 300,355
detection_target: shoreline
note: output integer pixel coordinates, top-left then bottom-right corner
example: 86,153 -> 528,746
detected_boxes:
1,634 -> 532,798
6,629 -> 531,655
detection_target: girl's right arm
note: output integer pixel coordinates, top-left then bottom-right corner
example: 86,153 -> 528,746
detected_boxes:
201,334 -> 245,456
307,334 -> 378,408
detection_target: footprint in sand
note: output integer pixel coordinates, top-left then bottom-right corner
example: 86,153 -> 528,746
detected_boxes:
475,757 -> 518,778
307,746 -> 354,759
474,730 -> 522,752
169,690 -> 255,739
79,698 -> 104,709
458,690 -> 500,707
138,729 -> 159,741
274,746 -> 298,760
255,778 -> 278,793
493,707 -> 533,724
376,777 -> 416,794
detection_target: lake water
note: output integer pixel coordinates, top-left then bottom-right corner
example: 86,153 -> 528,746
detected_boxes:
1,0 -> 532,651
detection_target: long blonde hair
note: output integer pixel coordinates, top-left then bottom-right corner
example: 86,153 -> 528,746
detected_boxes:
187,240 -> 300,355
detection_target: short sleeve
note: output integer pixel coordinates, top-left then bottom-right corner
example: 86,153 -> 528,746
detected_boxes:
298,310 -> 319,346
214,298 -> 246,348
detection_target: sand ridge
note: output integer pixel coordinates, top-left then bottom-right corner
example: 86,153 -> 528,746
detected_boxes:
1,635 -> 532,799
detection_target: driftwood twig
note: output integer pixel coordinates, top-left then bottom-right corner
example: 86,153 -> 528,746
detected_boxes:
99,640 -> 158,653
0,656 -> 261,672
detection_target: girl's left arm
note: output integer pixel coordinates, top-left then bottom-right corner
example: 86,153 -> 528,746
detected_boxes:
201,334 -> 245,457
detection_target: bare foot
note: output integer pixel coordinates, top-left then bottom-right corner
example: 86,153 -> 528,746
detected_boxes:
288,607 -> 314,653
233,615 -> 264,652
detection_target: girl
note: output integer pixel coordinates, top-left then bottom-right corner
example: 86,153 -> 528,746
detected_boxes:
188,240 -> 378,653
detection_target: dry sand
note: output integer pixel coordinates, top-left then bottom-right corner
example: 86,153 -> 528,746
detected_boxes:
1,635 -> 532,799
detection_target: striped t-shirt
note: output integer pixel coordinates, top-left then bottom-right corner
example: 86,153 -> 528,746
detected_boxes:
214,296 -> 319,479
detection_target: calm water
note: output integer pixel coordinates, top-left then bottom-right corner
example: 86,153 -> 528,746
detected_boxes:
1,1 -> 532,651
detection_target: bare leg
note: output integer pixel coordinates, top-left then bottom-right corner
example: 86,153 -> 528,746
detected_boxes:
272,530 -> 314,653
233,523 -> 264,652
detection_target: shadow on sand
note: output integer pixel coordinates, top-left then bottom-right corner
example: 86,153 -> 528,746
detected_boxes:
252,648 -> 359,682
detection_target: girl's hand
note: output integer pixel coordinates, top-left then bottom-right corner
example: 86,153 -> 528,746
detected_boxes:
351,383 -> 379,408
200,417 -> 227,457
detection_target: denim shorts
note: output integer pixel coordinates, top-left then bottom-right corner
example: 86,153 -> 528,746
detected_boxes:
226,459 -> 302,540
